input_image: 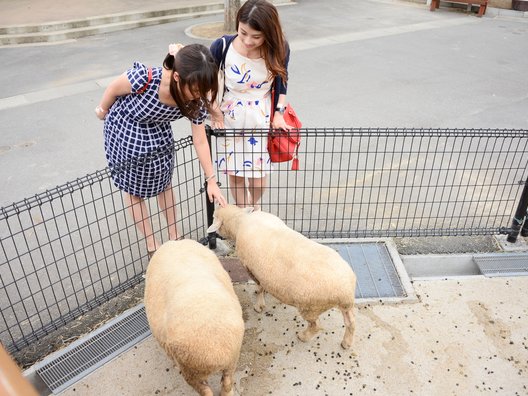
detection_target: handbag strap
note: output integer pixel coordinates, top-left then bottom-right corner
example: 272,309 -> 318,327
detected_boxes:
270,85 -> 275,123
136,67 -> 152,94
219,37 -> 227,70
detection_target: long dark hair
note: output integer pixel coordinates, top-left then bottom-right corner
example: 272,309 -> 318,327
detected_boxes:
237,0 -> 287,83
162,44 -> 218,119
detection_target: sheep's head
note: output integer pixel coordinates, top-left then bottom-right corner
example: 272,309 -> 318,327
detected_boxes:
207,205 -> 253,241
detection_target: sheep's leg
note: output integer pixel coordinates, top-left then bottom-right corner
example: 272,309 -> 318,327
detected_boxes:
245,269 -> 266,313
340,306 -> 356,350
220,366 -> 236,396
181,369 -> 213,396
298,311 -> 323,342
254,284 -> 266,313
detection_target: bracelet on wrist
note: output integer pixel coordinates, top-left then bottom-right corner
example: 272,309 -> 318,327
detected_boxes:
95,106 -> 108,114
205,174 -> 216,183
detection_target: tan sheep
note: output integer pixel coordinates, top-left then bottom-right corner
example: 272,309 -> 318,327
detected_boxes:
144,239 -> 244,396
207,205 -> 356,349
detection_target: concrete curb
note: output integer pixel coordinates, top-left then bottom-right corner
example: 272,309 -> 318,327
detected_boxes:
485,5 -> 528,17
0,3 -> 224,45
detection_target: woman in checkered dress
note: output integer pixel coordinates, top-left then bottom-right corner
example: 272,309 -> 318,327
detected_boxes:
95,44 -> 226,254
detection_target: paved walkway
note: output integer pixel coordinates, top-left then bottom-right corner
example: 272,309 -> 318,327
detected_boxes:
57,278 -> 528,395
0,0 -> 207,25
1,0 -> 525,27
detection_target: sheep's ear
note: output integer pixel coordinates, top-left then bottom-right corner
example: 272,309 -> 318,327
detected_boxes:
207,217 -> 222,233
243,207 -> 254,214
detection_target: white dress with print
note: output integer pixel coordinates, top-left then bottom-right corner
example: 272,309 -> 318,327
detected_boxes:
216,45 -> 273,178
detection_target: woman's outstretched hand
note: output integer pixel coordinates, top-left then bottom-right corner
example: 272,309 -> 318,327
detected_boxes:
207,181 -> 227,207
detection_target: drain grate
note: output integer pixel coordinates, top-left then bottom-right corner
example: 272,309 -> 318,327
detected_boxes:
474,253 -> 528,277
34,304 -> 151,394
325,242 -> 407,299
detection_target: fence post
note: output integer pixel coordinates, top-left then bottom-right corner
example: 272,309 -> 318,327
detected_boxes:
507,179 -> 528,243
521,208 -> 528,237
203,125 -> 217,249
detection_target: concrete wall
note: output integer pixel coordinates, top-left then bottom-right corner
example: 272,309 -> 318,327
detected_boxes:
489,0 -> 512,9
407,0 -> 513,9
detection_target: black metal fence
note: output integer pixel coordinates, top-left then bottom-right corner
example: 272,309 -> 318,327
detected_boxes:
212,128 -> 528,238
0,136 -> 208,354
1,127 -> 527,356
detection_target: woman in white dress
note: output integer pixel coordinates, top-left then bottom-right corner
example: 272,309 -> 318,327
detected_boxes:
210,0 -> 291,208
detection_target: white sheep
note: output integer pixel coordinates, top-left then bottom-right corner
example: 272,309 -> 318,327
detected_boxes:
144,239 -> 244,396
207,205 -> 356,349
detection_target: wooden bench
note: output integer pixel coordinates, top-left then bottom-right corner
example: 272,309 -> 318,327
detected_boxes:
430,0 -> 488,17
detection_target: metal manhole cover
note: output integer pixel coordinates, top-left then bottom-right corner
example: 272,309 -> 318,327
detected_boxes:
324,241 -> 407,299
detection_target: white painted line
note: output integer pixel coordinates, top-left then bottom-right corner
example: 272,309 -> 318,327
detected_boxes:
289,17 -> 481,51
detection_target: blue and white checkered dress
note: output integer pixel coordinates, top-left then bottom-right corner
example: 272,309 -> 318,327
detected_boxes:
103,62 -> 207,198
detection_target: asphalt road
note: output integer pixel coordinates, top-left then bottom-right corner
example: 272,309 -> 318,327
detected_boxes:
1,0 -> 527,207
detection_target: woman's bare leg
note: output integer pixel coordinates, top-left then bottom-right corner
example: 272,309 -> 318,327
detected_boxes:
247,176 -> 267,210
228,175 -> 249,207
124,193 -> 160,252
157,186 -> 180,241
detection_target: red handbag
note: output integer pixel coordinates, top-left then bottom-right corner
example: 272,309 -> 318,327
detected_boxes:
268,103 -> 302,170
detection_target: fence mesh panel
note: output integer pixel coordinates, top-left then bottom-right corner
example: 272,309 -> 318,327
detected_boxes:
0,136 -> 207,354
1,128 -> 527,355
212,128 -> 528,237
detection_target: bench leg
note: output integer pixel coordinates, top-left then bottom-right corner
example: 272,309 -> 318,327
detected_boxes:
477,4 -> 487,16
430,0 -> 439,11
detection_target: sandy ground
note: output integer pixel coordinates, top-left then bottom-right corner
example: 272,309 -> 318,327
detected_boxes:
60,276 -> 528,396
